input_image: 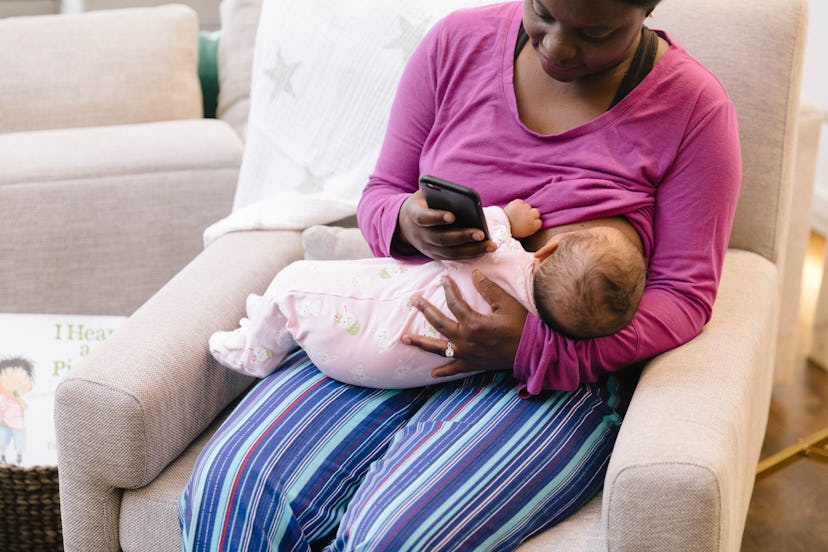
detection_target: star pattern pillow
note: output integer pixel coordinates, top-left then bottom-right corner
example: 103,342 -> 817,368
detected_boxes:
204,0 -> 486,246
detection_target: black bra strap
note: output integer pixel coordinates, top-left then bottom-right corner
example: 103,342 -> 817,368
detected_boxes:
514,24 -> 658,109
609,27 -> 658,108
515,22 -> 530,61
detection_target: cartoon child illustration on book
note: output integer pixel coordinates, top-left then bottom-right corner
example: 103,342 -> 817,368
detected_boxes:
0,357 -> 34,465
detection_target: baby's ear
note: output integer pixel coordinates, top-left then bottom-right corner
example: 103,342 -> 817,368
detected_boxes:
534,239 -> 559,263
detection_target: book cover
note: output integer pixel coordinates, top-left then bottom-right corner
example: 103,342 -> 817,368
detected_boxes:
0,313 -> 127,467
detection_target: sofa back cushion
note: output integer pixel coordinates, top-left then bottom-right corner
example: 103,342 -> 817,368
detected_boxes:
0,5 -> 202,133
652,0 -> 807,262
230,0 -> 487,222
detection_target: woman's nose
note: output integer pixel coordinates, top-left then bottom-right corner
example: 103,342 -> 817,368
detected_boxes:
540,28 -> 577,64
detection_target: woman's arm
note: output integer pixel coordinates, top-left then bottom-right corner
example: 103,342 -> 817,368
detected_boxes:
357,20 -> 440,258
357,20 -> 494,262
408,99 -> 741,393
514,100 -> 742,393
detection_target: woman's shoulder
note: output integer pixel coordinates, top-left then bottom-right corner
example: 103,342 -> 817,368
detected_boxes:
653,30 -> 732,104
433,1 -> 519,40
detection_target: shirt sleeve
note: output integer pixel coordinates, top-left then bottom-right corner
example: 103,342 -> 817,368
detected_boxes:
482,206 -> 514,247
514,99 -> 742,394
356,21 -> 444,258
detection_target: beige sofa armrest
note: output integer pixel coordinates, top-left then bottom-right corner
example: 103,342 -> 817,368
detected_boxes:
602,249 -> 777,552
0,119 -> 242,315
55,229 -> 304,552
0,4 -> 202,133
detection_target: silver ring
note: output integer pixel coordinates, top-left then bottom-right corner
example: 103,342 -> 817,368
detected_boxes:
445,341 -> 455,358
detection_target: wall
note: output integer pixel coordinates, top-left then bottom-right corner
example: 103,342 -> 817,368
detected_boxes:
804,0 -> 828,234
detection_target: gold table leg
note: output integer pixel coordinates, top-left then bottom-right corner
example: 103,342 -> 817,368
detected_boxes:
756,426 -> 828,479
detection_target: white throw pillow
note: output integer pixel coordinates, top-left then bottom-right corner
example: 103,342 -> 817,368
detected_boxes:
203,0 -> 487,247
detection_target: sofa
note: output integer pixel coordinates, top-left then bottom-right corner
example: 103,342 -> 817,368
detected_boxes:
0,4 -> 239,316
0,0 -> 804,550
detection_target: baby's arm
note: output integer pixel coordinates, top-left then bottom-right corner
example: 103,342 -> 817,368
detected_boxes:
504,199 -> 542,239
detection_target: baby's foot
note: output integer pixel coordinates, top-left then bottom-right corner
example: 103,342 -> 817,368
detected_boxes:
209,319 -> 280,377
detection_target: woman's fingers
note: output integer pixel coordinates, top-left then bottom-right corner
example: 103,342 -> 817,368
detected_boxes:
398,333 -> 480,378
431,359 -> 479,378
440,275 -> 479,323
402,331 -> 455,357
471,270 -> 520,314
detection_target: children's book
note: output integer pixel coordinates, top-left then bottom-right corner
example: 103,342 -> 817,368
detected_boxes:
0,313 -> 127,467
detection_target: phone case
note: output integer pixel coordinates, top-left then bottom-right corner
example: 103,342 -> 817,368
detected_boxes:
419,175 -> 490,239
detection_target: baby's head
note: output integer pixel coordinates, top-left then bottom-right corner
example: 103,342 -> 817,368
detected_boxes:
532,226 -> 646,339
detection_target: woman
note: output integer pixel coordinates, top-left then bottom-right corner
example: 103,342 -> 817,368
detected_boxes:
180,0 -> 740,550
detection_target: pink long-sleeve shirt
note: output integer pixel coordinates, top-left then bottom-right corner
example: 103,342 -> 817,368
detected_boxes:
357,2 -> 741,394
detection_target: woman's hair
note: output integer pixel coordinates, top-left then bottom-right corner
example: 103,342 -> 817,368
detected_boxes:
620,0 -> 662,14
533,229 -> 646,339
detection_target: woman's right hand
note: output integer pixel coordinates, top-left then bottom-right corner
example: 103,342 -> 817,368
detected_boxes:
395,190 -> 495,260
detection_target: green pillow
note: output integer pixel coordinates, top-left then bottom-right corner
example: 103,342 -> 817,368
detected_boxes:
198,31 -> 220,118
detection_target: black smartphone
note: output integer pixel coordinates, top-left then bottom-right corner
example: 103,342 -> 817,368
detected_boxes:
418,175 -> 490,239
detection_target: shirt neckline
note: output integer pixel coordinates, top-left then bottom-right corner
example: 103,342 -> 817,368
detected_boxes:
499,3 -> 676,140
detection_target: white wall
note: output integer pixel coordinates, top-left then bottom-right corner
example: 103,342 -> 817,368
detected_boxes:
804,1 -> 828,234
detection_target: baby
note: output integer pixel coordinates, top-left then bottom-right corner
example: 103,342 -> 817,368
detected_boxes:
209,199 -> 646,388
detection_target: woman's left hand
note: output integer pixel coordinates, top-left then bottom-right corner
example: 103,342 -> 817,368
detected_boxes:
403,269 -> 528,377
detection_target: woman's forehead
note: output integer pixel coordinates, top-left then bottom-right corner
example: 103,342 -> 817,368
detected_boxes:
531,0 -> 645,26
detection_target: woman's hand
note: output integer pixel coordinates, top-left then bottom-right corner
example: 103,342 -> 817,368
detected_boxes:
403,270 -> 528,377
395,190 -> 495,260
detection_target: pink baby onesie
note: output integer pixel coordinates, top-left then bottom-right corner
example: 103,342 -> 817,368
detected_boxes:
238,206 -> 537,388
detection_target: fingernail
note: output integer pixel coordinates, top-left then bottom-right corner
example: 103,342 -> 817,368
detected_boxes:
473,232 -> 484,241
486,244 -> 496,252
402,336 -> 411,345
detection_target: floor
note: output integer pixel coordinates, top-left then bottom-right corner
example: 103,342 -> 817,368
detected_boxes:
741,233 -> 828,551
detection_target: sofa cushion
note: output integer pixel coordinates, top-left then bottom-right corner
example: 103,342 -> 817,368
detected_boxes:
0,5 -> 202,133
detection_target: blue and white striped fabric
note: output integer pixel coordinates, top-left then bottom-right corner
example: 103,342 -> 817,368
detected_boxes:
180,349 -> 634,551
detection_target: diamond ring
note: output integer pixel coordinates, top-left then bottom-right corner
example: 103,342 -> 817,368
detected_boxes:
445,341 -> 455,358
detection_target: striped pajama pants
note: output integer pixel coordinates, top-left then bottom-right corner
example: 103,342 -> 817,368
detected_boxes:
179,349 -> 635,551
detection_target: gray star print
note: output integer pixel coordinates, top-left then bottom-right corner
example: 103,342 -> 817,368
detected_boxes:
264,50 -> 300,101
384,16 -> 432,60
298,166 -> 327,194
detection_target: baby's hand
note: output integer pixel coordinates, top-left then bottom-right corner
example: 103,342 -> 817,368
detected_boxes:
504,199 -> 542,238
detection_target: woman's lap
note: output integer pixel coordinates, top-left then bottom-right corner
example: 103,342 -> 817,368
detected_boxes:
180,350 -> 430,551
180,350 -> 632,551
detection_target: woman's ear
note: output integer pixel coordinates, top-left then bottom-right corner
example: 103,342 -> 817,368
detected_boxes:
534,239 -> 559,263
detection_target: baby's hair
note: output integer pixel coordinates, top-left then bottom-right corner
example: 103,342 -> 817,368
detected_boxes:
533,229 -> 646,339
0,356 -> 35,382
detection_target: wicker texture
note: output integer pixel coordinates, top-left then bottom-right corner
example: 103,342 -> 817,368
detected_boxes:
0,465 -> 63,550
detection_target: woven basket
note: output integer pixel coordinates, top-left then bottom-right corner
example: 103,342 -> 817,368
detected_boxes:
0,464 -> 63,551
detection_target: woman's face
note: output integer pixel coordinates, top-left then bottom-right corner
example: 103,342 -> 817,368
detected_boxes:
522,0 -> 649,82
